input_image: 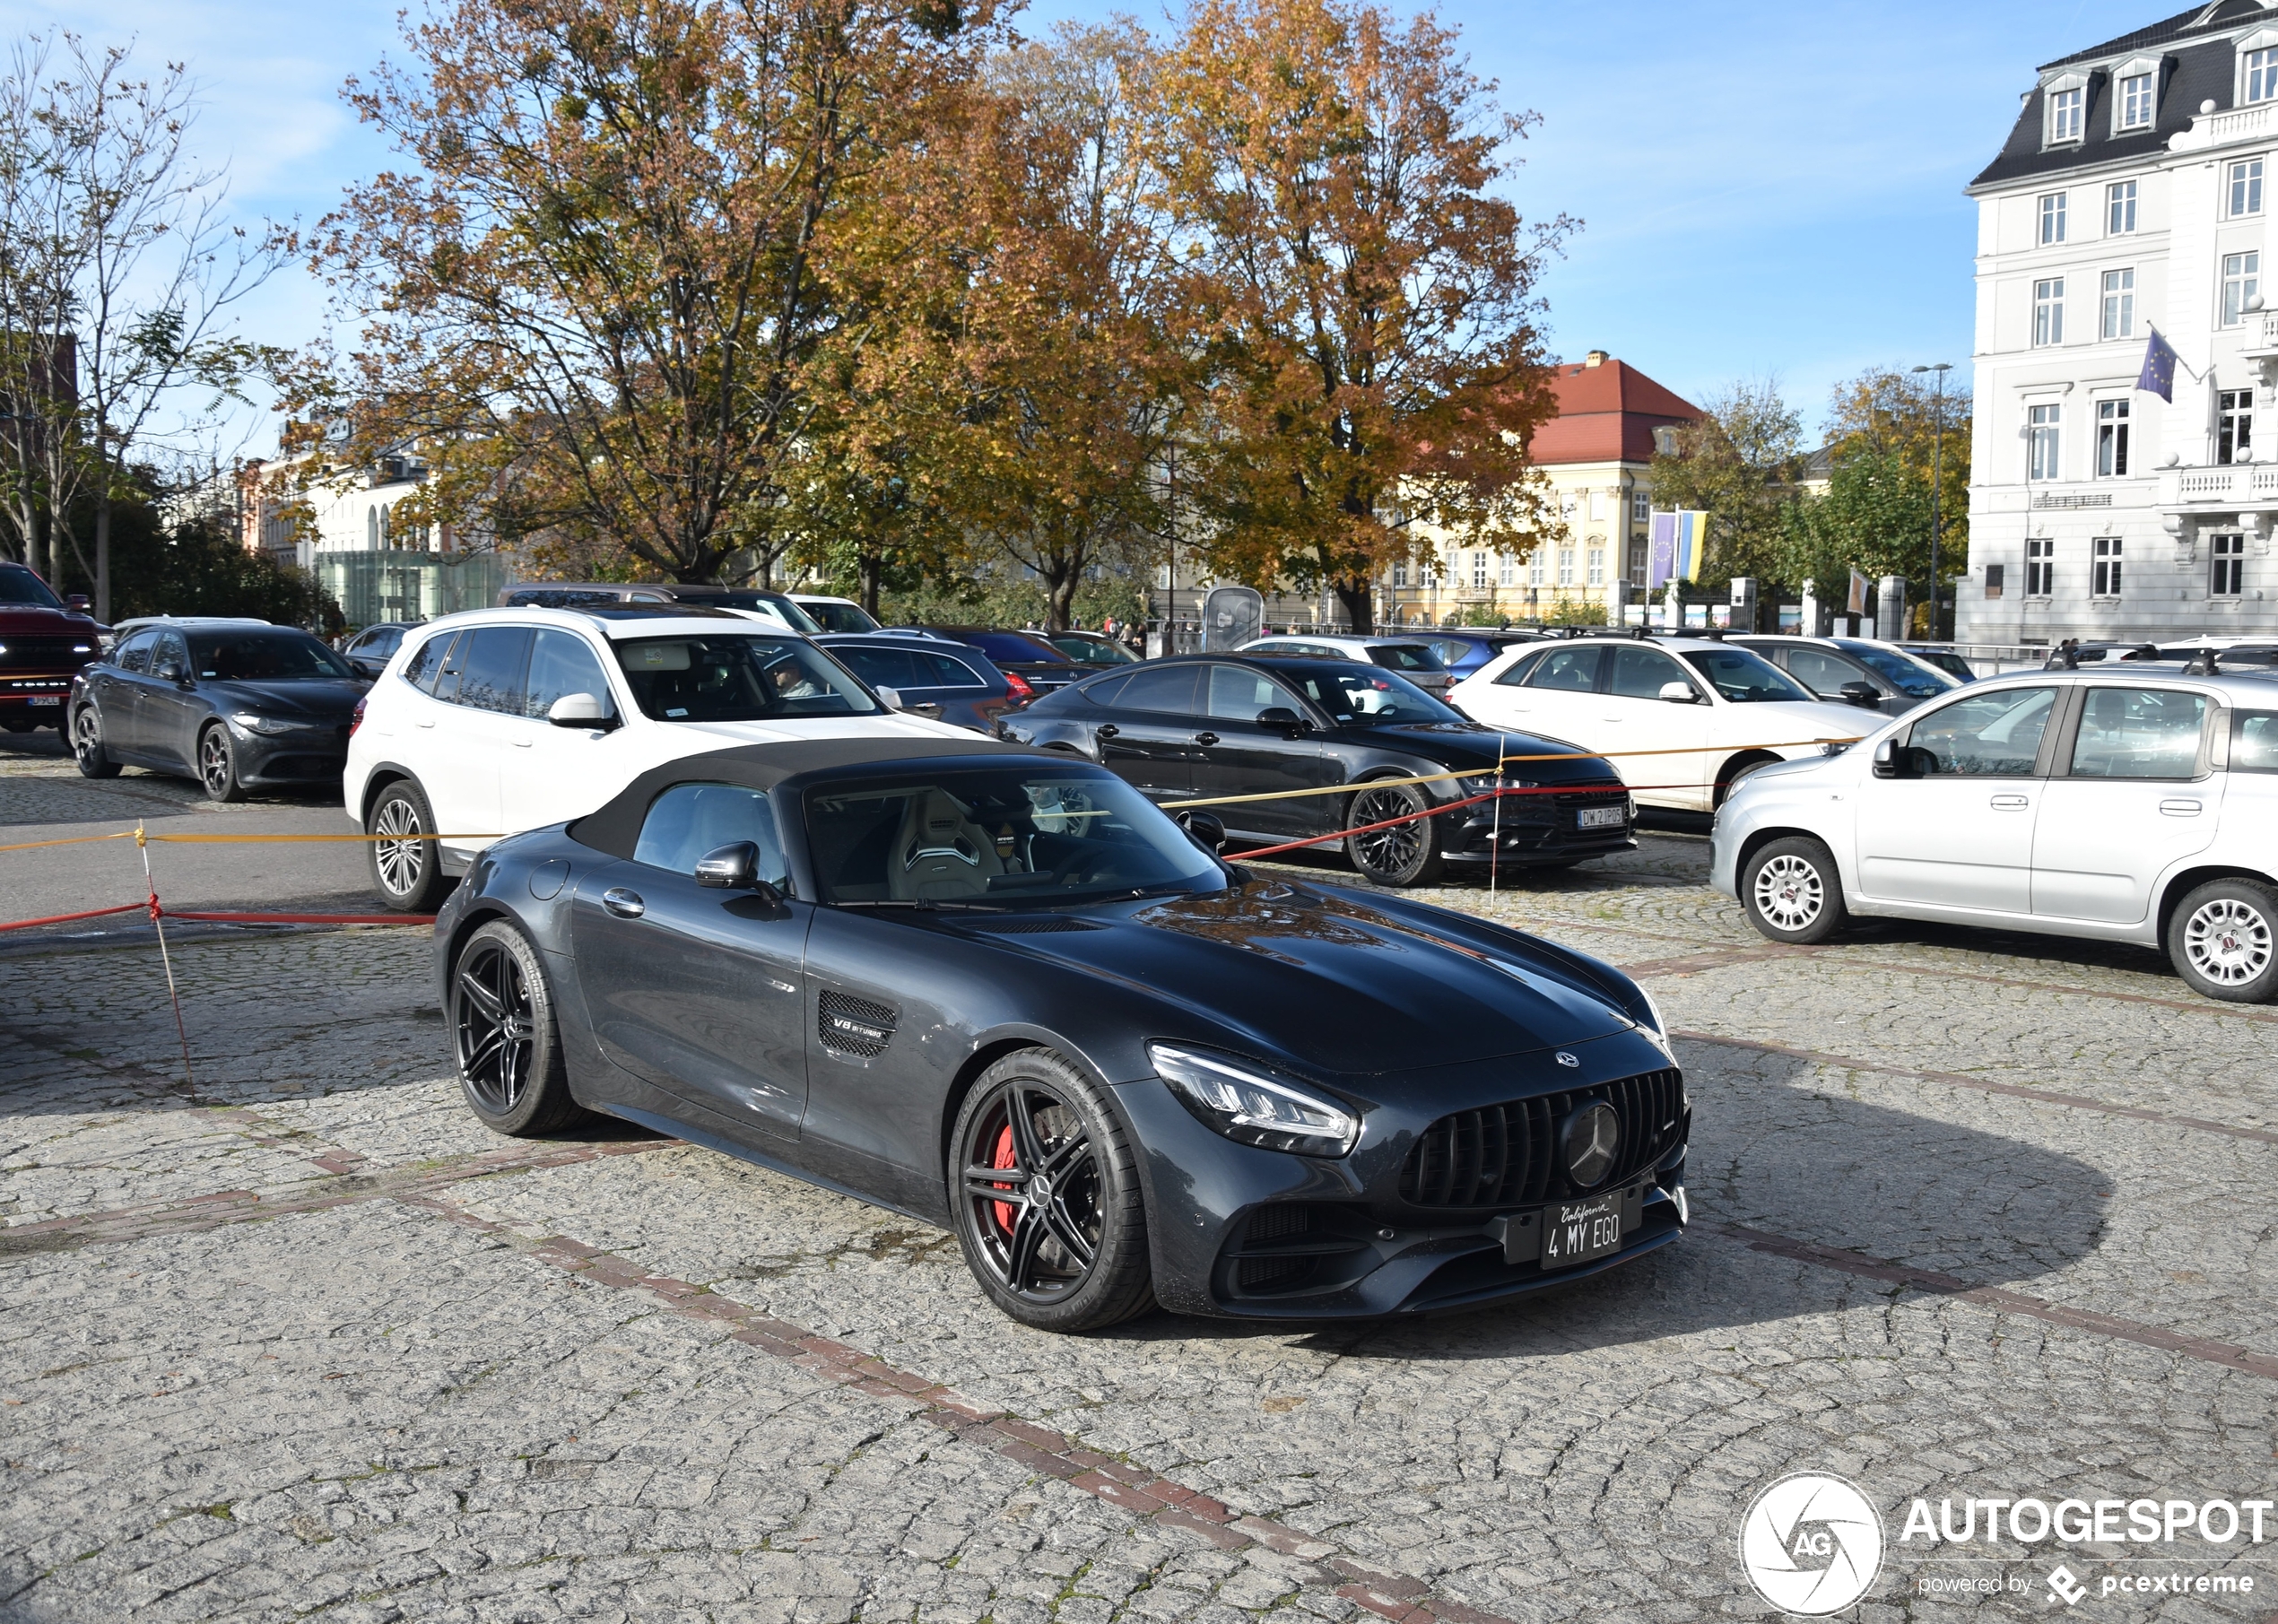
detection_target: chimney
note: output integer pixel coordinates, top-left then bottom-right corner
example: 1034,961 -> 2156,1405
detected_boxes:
1585,351 -> 1609,368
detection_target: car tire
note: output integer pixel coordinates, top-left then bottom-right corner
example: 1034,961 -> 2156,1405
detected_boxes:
448,918 -> 590,1135
367,777 -> 453,913
71,707 -> 121,778
196,724 -> 247,803
2167,878 -> 2278,1003
1345,778 -> 1447,887
1741,835 -> 1848,945
947,1047 -> 1155,1333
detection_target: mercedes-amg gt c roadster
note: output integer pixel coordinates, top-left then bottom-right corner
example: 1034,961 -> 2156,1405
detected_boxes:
433,737 -> 1690,1331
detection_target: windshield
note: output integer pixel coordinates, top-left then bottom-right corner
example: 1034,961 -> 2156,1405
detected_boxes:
674,591 -> 823,634
1278,663 -> 1465,725
804,766 -> 1222,907
1841,643 -> 1955,698
0,566 -> 65,609
189,631 -> 357,681
1050,633 -> 1138,664
800,600 -> 881,633
953,630 -> 1071,664
613,634 -> 882,722
1368,644 -> 1447,673
1679,646 -> 1813,702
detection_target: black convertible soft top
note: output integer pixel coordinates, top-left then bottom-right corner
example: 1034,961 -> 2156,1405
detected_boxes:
570,736 -> 1043,859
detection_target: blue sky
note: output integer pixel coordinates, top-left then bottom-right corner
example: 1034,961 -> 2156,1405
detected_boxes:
22,0 -> 2161,453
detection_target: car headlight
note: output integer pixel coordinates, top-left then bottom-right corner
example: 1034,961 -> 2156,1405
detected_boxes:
230,712 -> 296,735
1148,1043 -> 1359,1156
1637,986 -> 1669,1039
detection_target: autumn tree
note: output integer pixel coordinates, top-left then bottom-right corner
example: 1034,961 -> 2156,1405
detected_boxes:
1778,368 -> 1972,604
293,0 -> 993,586
1147,0 -> 1566,633
1645,378 -> 1804,591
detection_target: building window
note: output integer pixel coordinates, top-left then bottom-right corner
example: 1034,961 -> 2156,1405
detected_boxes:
2213,534 -> 2246,595
2232,158 -> 2266,217
2100,269 -> 2135,339
366,506 -> 378,547
2026,537 -> 2055,596
1421,557 -> 1437,589
1390,563 -> 1407,588
1629,542 -> 1648,587
1556,547 -> 1576,587
2048,87 -> 2083,143
1528,551 -> 1545,587
2249,46 -> 2278,104
1470,551 -> 1488,590
2039,192 -> 2068,244
1587,547 -> 1606,587
2097,399 -> 2130,475
1630,491 -> 1649,522
2029,404 -> 2061,481
2119,72 -> 2156,129
1584,490 -> 1603,521
1984,563 -> 2005,599
2220,389 -> 2254,464
2033,278 -> 2065,345
2223,251 -> 2261,326
2108,180 -> 2138,234
1497,552 -> 1515,587
2092,536 -> 2124,597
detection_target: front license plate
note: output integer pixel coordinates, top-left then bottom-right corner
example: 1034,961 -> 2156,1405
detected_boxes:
1577,805 -> 1623,829
25,696 -> 59,707
1541,1195 -> 1624,1269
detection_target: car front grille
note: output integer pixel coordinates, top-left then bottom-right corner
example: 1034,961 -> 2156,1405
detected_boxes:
0,638 -> 96,670
1399,1067 -> 1684,1210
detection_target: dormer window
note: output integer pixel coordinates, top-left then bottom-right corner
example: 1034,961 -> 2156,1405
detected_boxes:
2048,85 -> 2084,143
2119,72 -> 2155,128
2247,42 -> 2278,104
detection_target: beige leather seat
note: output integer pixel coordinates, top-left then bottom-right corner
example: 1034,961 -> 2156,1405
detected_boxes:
889,789 -> 1007,900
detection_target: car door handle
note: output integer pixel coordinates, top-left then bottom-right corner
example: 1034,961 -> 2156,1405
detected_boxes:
2160,799 -> 2203,816
510,734 -> 533,748
1989,794 -> 2030,809
1095,724 -> 1119,739
414,718 -> 436,729
601,887 -> 646,919
1192,732 -> 1219,746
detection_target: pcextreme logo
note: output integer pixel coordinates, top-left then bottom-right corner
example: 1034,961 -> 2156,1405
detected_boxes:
1739,1472 -> 1885,1616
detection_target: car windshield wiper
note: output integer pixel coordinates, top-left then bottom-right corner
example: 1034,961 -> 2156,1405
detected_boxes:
829,898 -> 1006,912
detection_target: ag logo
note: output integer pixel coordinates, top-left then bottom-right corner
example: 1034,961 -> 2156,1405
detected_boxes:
1738,1472 -> 1883,1615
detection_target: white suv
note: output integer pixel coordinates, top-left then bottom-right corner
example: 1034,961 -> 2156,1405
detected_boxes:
346,605 -> 970,909
1712,665 -> 2278,1002
1449,633 -> 1872,812
1237,633 -> 1453,695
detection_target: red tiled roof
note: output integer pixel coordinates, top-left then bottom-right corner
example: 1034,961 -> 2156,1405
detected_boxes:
1526,358 -> 1700,466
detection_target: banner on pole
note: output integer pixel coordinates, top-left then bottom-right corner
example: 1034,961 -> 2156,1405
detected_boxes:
1648,511 -> 1708,588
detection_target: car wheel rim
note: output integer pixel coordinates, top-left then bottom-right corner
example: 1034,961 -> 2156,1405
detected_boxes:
1352,787 -> 1424,876
1753,854 -> 1822,931
2184,898 -> 2273,986
199,732 -> 230,796
960,1079 -> 1102,1303
74,710 -> 100,764
456,941 -> 534,1114
372,797 -> 426,897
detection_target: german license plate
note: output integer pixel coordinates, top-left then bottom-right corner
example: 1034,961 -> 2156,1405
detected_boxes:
1541,1194 -> 1623,1269
1577,804 -> 1623,829
26,696 -> 59,708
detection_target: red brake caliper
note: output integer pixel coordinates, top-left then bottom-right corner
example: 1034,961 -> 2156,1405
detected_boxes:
990,1124 -> 1018,1233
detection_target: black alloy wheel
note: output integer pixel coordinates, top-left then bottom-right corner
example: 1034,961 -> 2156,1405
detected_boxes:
948,1048 -> 1153,1332
1742,835 -> 1848,945
367,778 -> 451,912
1345,778 -> 1445,888
2167,877 -> 2278,1003
71,706 -> 120,778
450,919 -> 587,1135
197,724 -> 246,803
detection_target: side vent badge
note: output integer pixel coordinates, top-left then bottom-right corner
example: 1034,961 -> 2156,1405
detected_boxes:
818,990 -> 898,1058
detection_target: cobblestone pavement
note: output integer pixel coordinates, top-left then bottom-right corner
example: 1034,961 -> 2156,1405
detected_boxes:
4,813 -> 2276,1622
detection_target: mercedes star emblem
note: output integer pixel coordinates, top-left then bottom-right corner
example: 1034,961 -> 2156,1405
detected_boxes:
1555,1050 -> 1580,1068
1561,1101 -> 1622,1188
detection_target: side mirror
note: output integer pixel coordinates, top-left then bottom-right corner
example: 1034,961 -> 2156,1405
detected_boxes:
65,595 -> 91,612
548,691 -> 619,730
155,656 -> 187,683
1175,809 -> 1228,852
1871,737 -> 1932,779
1839,681 -> 1882,708
874,684 -> 903,710
1256,706 -> 1311,734
693,841 -> 785,907
1657,682 -> 1699,704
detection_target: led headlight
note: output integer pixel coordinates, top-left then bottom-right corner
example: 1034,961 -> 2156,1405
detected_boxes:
1637,986 -> 1669,1040
1149,1043 -> 1359,1156
230,712 -> 296,735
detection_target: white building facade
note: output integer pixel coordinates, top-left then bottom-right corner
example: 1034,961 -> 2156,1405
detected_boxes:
1964,0 -> 2278,644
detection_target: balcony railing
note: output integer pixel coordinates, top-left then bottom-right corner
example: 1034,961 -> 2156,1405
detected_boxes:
2168,465 -> 2278,502
2174,100 -> 2278,152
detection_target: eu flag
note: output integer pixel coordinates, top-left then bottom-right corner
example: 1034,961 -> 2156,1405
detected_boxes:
2137,327 -> 2179,402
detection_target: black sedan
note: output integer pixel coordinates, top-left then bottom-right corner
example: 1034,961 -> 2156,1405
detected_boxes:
813,633 -> 1021,732
902,627 -> 1112,695
435,738 -> 1689,1331
70,622 -> 368,800
997,655 -> 1635,886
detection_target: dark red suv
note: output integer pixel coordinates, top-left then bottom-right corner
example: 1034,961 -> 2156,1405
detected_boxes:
0,563 -> 104,734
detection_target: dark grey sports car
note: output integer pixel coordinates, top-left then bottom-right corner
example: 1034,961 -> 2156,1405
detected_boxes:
435,737 -> 1690,1331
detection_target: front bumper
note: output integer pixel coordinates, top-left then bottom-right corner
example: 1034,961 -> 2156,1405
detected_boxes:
0,671 -> 77,721
230,722 -> 353,788
1439,785 -> 1635,867
1113,1027 -> 1689,1319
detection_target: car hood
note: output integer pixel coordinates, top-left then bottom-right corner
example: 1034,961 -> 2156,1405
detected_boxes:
0,606 -> 101,637
206,678 -> 367,719
1334,720 -> 1618,779
671,713 -> 982,747
1751,698 -> 1882,742
935,879 -> 1640,1076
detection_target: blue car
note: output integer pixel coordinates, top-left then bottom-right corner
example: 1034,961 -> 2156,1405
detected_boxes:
1407,630 -> 1545,682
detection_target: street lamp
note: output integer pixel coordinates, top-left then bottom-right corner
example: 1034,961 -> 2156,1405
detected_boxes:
1912,362 -> 1953,640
